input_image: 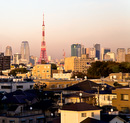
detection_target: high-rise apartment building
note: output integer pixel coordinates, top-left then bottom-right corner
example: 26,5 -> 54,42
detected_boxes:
94,44 -> 100,60
71,44 -> 81,57
20,41 -> 30,64
0,53 -> 10,71
89,48 -> 96,58
101,48 -> 111,60
117,48 -> 125,62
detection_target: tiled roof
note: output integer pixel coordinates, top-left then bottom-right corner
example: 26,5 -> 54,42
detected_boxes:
80,117 -> 108,123
63,80 -> 100,92
63,92 -> 94,98
61,103 -> 100,111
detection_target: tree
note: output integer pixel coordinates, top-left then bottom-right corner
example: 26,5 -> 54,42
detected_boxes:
87,61 -> 130,79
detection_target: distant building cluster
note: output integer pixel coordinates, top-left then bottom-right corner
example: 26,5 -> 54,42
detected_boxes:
71,43 -> 130,63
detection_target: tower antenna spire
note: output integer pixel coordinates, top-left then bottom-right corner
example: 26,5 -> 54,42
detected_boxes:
38,13 -> 48,64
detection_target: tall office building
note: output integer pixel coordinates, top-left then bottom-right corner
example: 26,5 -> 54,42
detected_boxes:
71,44 -> 81,57
94,44 -> 100,60
20,41 -> 30,64
117,48 -> 125,62
38,13 -> 48,64
101,48 -> 111,60
81,45 -> 85,55
30,55 -> 37,66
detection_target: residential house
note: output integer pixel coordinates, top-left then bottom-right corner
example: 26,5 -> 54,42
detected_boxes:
60,103 -> 101,123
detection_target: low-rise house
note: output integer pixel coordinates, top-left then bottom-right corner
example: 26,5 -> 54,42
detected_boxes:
101,114 -> 129,123
34,79 -> 79,91
63,91 -> 95,105
80,117 -> 108,123
95,90 -> 117,107
60,103 -> 101,123
0,78 -> 34,93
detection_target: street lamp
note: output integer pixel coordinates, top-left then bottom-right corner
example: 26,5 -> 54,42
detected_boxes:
79,92 -> 82,103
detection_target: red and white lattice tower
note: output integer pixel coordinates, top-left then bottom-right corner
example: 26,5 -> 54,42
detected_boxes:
38,13 -> 48,64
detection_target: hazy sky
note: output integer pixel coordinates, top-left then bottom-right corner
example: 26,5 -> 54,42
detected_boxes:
0,0 -> 130,59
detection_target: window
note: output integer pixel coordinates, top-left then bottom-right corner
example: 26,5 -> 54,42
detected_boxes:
2,120 -> 5,123
121,94 -> 129,101
9,120 -> 15,123
81,113 -> 86,117
17,85 -> 23,89
51,85 -> 55,89
108,96 -> 110,101
1,86 -> 12,89
30,85 -> 33,89
121,107 -> 129,113
29,119 -> 33,123
91,112 -> 94,117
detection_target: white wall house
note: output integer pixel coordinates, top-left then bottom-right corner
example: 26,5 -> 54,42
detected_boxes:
60,103 -> 101,123
0,81 -> 34,93
53,73 -> 72,80
95,93 -> 117,107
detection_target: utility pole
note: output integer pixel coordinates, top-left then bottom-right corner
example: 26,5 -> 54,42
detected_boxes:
92,86 -> 100,107
60,92 -> 63,107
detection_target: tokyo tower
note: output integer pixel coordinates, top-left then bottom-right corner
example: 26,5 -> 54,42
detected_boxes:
38,13 -> 48,64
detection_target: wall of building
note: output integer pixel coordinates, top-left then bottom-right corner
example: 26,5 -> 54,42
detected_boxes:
0,81 -> 34,93
112,88 -> 130,113
34,79 -> 79,91
32,64 -> 51,79
64,55 -> 95,73
61,110 -> 100,123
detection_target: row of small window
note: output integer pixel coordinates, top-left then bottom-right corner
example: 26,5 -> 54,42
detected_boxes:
38,75 -> 50,77
37,66 -> 50,68
81,112 -> 94,117
1,85 -> 33,89
37,70 -> 50,73
2,117 -> 44,123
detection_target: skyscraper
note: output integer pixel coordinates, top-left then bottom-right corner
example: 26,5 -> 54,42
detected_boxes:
117,48 -> 125,62
127,48 -> 130,54
104,52 -> 115,61
20,41 -> 30,64
101,48 -> 111,60
13,53 -> 21,64
5,46 -> 12,57
94,44 -> 100,60
89,48 -> 96,58
38,13 -> 48,64
71,44 -> 81,57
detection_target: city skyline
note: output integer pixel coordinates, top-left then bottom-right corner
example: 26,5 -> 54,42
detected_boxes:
0,0 -> 130,59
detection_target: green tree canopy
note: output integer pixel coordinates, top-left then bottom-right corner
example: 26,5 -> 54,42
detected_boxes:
87,61 -> 130,79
